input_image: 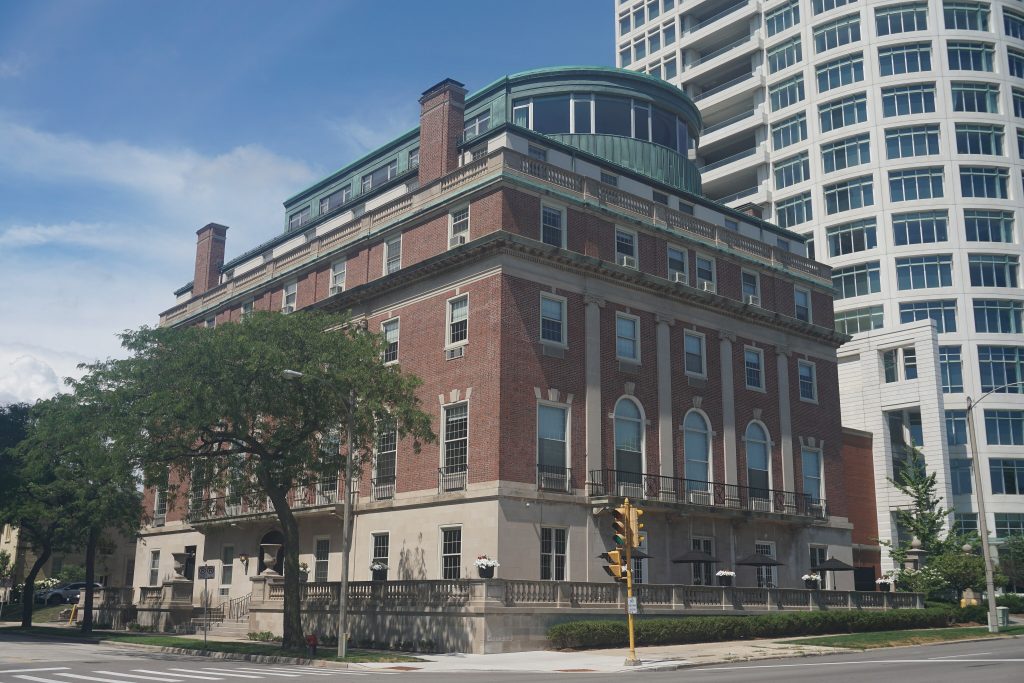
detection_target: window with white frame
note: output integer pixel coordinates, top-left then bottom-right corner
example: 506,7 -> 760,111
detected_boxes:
755,541 -> 778,587
835,305 -> 884,334
832,261 -> 881,299
827,218 -> 876,256
798,361 -> 818,402
282,281 -> 297,314
288,206 -> 311,231
771,113 -> 808,150
965,210 -> 1014,242
667,245 -> 687,282
960,166 -> 1008,198
947,41 -> 994,71
330,260 -> 346,295
952,82 -> 999,112
944,1 -> 990,31
821,133 -> 870,173
895,255 -> 954,290
540,294 -> 567,346
878,43 -> 932,77
443,402 -> 469,477
818,93 -> 868,132
149,550 -> 161,586
684,331 -> 706,377
614,398 -> 644,484
794,288 -> 812,322
441,527 -> 462,580
745,347 -> 765,390
823,175 -> 874,215
691,537 -> 714,585
802,449 -> 823,502
683,411 -> 711,487
889,167 -> 944,201
449,207 -> 470,247
892,210 -> 947,245
616,314 -> 640,362
313,538 -> 329,582
974,299 -> 1023,333
361,159 -> 398,193
886,125 -> 940,159
695,254 -> 716,291
882,83 -> 936,116
615,228 -> 637,268
540,527 -> 567,581
816,52 -> 864,92
538,403 -> 568,481
372,533 -> 389,579
813,14 -> 861,53
766,0 -> 800,36
384,236 -> 402,274
900,300 -> 958,333
767,37 -> 803,74
741,271 -> 760,304
382,318 -> 399,364
774,192 -> 813,228
746,422 -> 771,498
774,152 -> 810,189
769,75 -> 805,112
319,185 -> 351,215
541,205 -> 565,248
969,254 -> 1019,287
240,300 -> 254,319
375,423 -> 397,495
955,123 -> 1003,155
447,296 -> 468,346
876,3 -> 928,35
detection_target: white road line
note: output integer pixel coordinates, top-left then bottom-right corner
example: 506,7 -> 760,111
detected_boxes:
94,671 -> 183,682
695,658 -> 1024,671
159,671 -> 226,680
0,671 -> 70,676
928,652 -> 992,659
14,676 -> 71,683
228,671 -> 299,678
192,670 -> 262,679
55,674 -> 151,683
258,670 -> 335,676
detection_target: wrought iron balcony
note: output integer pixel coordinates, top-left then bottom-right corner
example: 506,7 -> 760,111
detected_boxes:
438,466 -> 468,493
372,475 -> 396,501
587,469 -> 827,520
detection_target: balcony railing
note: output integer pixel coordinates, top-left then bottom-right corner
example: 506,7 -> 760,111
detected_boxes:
692,72 -> 757,102
695,35 -> 755,66
587,469 -> 827,520
702,109 -> 757,135
698,147 -> 758,172
716,185 -> 761,204
438,466 -> 468,493
688,0 -> 750,33
372,475 -> 396,501
537,465 -> 573,493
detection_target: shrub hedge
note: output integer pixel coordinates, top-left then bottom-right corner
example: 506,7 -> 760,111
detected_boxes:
997,594 -> 1024,613
548,607 -> 983,649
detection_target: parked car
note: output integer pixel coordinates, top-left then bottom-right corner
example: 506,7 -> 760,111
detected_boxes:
35,582 -> 103,605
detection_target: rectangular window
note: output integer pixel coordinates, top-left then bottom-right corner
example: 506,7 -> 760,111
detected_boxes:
330,260 -> 346,295
375,424 -> 397,497
771,113 -> 808,150
824,175 -> 874,214
819,93 -> 868,132
281,281 -> 297,314
449,207 -> 470,245
766,0 -> 800,36
954,513 -> 978,535
895,255 -> 954,290
1016,89 -> 1024,118
814,14 -> 861,53
288,206 -> 311,231
382,318 -> 399,364
879,43 -> 932,77
991,459 -> 1024,495
947,411 -> 969,447
794,288 -> 812,322
745,347 -> 765,390
541,205 -> 565,248
969,254 -> 1019,287
447,295 -> 469,346
1006,10 -> 1024,39
952,82 -> 1000,112
802,448 -> 823,501
900,300 -> 958,333
886,124 -> 941,159
319,185 -> 351,215
944,1 -> 990,30
979,346 -> 1024,393
813,0 -> 854,14
817,52 -> 864,92
774,152 -> 811,189
892,210 -> 948,245
149,550 -> 161,586
987,411 -> 1024,446
882,84 -> 936,116
667,246 -> 687,282
221,546 -> 234,587
441,527 -> 462,580
769,75 -> 805,111
940,345 -> 964,392
947,41 -> 995,71
821,133 -> 871,173
361,159 -> 398,192
690,537 -> 714,586
615,228 -> 637,268
372,534 -> 389,579
540,527 -> 568,581
876,4 -> 928,35
684,331 -> 706,376
798,361 -> 818,401
540,294 -> 567,345
1010,50 -> 1024,79
755,542 -> 778,588
616,314 -> 640,362
832,261 -> 881,299
538,403 -> 568,477
966,210 -> 1015,242
995,513 -> 1024,537
775,192 -> 813,228
443,403 -> 469,476
974,299 -> 1024,333
695,254 -> 716,290
889,167 -> 944,200
835,305 -> 884,334
384,236 -> 401,274
767,37 -> 803,74
960,166 -> 1008,198
463,111 -> 491,141
956,124 -> 1004,155
408,147 -> 419,168
313,538 -> 330,583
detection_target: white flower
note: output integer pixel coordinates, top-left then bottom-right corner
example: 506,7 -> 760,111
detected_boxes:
716,570 -> 736,577
801,573 -> 821,582
369,562 -> 388,571
474,556 -> 500,569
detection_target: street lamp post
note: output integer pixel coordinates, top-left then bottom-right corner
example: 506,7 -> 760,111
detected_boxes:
963,379 -> 1024,633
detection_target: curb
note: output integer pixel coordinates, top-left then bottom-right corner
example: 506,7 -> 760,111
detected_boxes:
104,642 -> 353,668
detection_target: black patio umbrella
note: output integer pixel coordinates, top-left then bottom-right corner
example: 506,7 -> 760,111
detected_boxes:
811,556 -> 855,589
671,549 -> 720,564
735,552 -> 785,566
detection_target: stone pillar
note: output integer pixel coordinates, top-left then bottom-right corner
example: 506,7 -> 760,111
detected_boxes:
719,332 -> 738,486
656,316 -> 675,481
776,349 -> 795,492
585,295 -> 605,477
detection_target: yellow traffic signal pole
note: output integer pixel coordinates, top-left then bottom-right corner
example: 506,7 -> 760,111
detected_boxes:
623,498 -> 640,666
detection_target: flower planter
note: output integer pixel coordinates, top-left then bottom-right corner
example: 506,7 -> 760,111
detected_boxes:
717,576 -> 732,587
805,579 -> 819,589
478,566 -> 495,579
372,569 -> 388,582
298,571 -> 309,583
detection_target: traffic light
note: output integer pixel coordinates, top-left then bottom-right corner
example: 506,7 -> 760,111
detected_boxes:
612,504 -> 631,548
629,507 -> 645,549
600,549 -> 628,582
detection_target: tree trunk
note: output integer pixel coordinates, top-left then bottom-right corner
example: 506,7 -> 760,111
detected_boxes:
22,543 -> 51,628
261,474 -> 304,650
81,526 -> 99,634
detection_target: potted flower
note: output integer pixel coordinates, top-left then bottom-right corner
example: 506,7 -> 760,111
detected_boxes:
876,575 -> 895,591
802,572 -> 821,589
370,561 -> 388,582
474,555 -> 500,579
298,562 -> 310,582
716,569 -> 735,587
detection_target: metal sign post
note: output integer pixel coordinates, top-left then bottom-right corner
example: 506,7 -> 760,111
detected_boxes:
197,565 -> 215,647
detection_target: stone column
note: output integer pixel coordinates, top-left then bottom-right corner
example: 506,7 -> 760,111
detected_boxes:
776,349 -> 795,492
719,332 -> 738,486
656,316 -> 675,480
585,295 -> 605,477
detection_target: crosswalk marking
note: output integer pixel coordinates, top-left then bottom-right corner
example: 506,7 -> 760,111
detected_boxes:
93,672 -> 182,682
226,671 -> 298,678
56,674 -> 151,683
0,671 -> 69,676
259,670 -> 336,677
192,671 -> 261,679
14,675 -> 72,683
159,671 -> 225,680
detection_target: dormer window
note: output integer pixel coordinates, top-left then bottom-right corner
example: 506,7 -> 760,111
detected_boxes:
361,159 -> 399,193
288,206 -> 310,231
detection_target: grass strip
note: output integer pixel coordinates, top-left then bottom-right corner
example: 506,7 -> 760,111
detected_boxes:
0,625 -> 421,662
780,624 -> 1024,650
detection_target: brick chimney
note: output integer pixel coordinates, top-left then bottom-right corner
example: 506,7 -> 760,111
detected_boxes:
418,78 -> 467,185
192,223 -> 228,296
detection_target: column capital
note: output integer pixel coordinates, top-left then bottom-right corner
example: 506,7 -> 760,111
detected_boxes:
584,294 -> 606,307
776,346 -> 793,359
718,330 -> 737,343
656,314 -> 676,326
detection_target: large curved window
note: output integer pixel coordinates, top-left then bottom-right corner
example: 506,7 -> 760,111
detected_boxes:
683,411 -> 711,489
615,398 -> 644,485
745,423 -> 771,500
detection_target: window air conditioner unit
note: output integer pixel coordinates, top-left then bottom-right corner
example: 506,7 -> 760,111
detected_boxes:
701,281 -> 717,293
618,255 -> 637,269
687,490 -> 712,506
751,497 -> 772,512
282,305 -> 295,314
449,234 -> 467,248
745,295 -> 761,307
329,285 -> 343,296
445,346 -> 465,360
672,270 -> 687,283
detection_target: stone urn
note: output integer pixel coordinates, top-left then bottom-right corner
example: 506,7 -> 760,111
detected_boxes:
260,543 -> 283,575
171,551 -> 191,580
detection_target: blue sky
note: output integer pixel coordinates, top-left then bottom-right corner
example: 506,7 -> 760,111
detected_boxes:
0,0 -> 613,402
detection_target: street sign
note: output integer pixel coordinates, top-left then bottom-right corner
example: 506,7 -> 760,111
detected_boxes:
627,596 -> 638,615
197,565 -> 215,580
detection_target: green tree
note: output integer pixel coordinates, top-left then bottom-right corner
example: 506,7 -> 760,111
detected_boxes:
84,311 -> 434,649
884,447 -> 950,566
1000,535 -> 1024,592
928,550 -> 999,598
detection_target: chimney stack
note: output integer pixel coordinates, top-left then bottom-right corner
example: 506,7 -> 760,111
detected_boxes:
418,78 -> 467,185
192,223 -> 228,296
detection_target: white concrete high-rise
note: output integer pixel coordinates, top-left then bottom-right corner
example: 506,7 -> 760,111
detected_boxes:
617,0 -> 1024,569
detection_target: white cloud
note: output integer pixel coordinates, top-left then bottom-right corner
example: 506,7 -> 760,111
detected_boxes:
325,101 -> 418,161
0,221 -> 125,251
0,351 -> 64,405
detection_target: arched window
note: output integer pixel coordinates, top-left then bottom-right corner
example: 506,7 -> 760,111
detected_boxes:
683,411 -> 711,491
614,398 -> 643,486
745,422 -> 771,500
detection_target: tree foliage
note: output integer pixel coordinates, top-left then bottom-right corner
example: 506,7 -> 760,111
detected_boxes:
85,311 -> 434,648
1000,535 -> 1024,591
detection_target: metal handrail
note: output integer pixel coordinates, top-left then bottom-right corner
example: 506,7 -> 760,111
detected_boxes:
696,35 -> 755,65
689,0 -> 751,32
698,147 -> 758,172
438,466 -> 468,493
703,109 -> 758,134
372,475 -> 396,500
717,185 -> 761,204
692,72 -> 757,101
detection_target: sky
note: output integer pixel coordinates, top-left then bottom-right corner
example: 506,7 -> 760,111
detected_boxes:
0,0 -> 613,404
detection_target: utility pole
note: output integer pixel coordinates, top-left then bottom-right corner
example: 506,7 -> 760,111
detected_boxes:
965,397 -> 999,633
338,389 -> 355,658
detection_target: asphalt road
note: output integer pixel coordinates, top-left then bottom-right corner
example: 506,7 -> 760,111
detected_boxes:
0,633 -> 1021,682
